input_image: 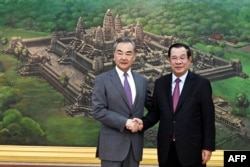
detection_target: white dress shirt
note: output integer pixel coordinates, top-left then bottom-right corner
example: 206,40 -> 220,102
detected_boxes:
116,66 -> 136,104
171,71 -> 188,95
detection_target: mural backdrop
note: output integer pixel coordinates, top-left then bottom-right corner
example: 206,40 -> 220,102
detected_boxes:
0,0 -> 250,150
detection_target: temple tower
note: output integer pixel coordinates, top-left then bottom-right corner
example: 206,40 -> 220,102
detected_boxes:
94,26 -> 104,49
75,17 -> 85,40
115,14 -> 121,33
103,9 -> 115,41
135,21 -> 144,44
95,26 -> 104,42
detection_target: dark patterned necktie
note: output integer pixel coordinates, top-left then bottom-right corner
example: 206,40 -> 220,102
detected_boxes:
173,78 -> 181,112
124,73 -> 132,109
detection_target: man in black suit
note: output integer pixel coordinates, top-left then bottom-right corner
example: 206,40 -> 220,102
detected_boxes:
136,43 -> 215,167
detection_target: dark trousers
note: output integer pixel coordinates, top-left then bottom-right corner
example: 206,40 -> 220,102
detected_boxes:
159,141 -> 206,167
101,144 -> 139,167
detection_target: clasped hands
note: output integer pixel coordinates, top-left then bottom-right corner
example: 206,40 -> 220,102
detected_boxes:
125,118 -> 143,133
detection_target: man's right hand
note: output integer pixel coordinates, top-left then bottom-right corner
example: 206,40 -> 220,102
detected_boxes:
126,118 -> 143,133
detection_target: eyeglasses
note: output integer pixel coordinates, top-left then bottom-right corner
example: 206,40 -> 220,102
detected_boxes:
170,56 -> 187,62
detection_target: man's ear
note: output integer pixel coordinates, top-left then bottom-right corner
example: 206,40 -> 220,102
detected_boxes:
113,52 -> 116,61
166,57 -> 170,63
189,56 -> 193,62
133,53 -> 136,61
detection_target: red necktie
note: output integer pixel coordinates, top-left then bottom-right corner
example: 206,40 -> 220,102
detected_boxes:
173,78 -> 180,112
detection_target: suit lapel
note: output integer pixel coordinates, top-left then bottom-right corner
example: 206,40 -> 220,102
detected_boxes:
110,69 -> 131,110
157,74 -> 173,114
176,71 -> 194,112
166,75 -> 174,113
110,69 -> 129,106
132,72 -> 140,110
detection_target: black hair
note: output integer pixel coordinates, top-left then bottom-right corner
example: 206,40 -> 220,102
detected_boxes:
167,43 -> 192,57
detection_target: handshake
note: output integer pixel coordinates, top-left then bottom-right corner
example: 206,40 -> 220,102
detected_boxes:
125,118 -> 143,133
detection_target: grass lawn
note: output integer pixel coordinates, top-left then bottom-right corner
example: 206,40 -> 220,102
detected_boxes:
0,53 -> 99,147
0,27 -> 50,39
211,46 -> 250,113
0,28 -> 99,146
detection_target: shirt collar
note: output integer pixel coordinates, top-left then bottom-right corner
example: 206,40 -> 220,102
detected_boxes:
115,66 -> 132,77
172,71 -> 188,83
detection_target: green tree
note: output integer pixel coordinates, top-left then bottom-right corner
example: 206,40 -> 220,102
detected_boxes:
0,109 -> 46,145
7,123 -> 23,143
212,46 -> 224,58
59,72 -> 69,106
2,109 -> 22,127
20,117 -> 46,144
59,72 -> 69,88
0,128 -> 9,144
1,37 -> 8,52
14,44 -> 30,67
20,117 -> 45,137
0,86 -> 21,109
235,92 -> 250,116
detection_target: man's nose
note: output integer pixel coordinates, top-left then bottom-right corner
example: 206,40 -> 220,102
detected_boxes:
121,54 -> 127,58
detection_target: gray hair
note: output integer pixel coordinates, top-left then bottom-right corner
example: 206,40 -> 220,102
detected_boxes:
113,36 -> 136,52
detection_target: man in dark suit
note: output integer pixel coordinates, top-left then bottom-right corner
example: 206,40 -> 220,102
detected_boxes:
92,36 -> 151,167
137,43 -> 215,167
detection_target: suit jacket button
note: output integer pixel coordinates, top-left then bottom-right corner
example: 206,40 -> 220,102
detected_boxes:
173,120 -> 176,123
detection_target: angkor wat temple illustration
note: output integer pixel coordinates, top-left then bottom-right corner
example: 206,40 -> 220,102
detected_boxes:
5,9 -> 249,141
